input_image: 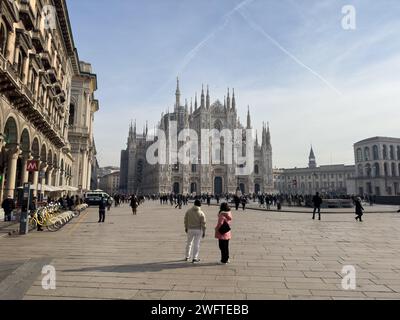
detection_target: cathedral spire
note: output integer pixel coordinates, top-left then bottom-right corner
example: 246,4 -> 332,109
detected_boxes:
129,120 -> 133,136
266,122 -> 271,149
227,88 -> 231,110
201,84 -> 205,109
175,77 -> 181,110
195,92 -> 198,110
247,106 -> 251,129
206,85 -> 210,109
146,121 -> 148,136
262,122 -> 266,147
190,98 -> 193,114
223,96 -> 226,111
232,88 -> 236,112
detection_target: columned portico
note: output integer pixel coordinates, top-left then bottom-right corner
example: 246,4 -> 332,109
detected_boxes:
31,159 -> 41,197
5,144 -> 21,198
21,151 -> 33,184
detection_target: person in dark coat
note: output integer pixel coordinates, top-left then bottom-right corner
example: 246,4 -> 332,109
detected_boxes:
234,195 -> 240,211
98,196 -> 106,223
2,195 -> 15,222
241,196 -> 247,211
312,192 -> 323,220
130,195 -> 139,215
354,197 -> 364,222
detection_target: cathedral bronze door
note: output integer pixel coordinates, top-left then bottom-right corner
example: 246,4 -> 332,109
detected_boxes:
255,184 -> 260,194
173,182 -> 180,194
240,183 -> 245,194
214,177 -> 223,195
190,183 -> 197,194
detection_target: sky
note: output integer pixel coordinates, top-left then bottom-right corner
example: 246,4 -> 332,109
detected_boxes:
67,0 -> 400,168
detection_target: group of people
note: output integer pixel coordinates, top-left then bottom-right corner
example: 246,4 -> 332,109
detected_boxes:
311,192 -> 365,222
98,194 -> 141,223
184,200 -> 232,265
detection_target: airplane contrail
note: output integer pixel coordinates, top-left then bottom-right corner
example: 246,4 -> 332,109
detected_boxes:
237,10 -> 343,96
150,0 -> 256,101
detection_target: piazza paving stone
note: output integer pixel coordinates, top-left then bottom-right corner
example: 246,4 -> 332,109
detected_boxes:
0,202 -> 399,300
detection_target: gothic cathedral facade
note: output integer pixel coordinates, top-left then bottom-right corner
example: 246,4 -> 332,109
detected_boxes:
119,80 -> 273,196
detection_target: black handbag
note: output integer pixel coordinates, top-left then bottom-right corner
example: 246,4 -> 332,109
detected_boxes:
218,221 -> 231,235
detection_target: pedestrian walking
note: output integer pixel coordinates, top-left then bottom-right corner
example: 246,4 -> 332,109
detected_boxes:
1,195 -> 15,222
98,196 -> 106,223
234,195 -> 240,211
312,192 -> 323,220
215,203 -> 232,264
241,196 -> 247,211
354,197 -> 364,222
130,195 -> 139,215
184,200 -> 206,263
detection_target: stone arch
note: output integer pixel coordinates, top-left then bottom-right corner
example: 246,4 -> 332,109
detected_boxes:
47,149 -> 53,166
20,128 -> 31,153
214,119 -> 223,131
373,163 -> 380,177
53,153 -> 58,168
373,145 -> 379,160
391,162 -> 396,177
40,144 -> 47,163
254,163 -> 260,175
4,116 -> 19,144
364,147 -> 370,161
190,182 -> 197,194
31,138 -> 40,159
173,182 -> 180,194
356,148 -> 363,162
364,163 -> 371,177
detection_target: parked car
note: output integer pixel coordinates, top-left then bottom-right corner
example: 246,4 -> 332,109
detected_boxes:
84,192 -> 111,206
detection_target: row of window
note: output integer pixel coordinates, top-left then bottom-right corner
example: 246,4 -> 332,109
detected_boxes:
357,162 -> 400,177
276,173 -> 352,181
276,182 -> 345,189
356,145 -> 400,162
0,14 -> 69,136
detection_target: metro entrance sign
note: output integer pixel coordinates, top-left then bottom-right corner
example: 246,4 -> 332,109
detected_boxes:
27,160 -> 39,172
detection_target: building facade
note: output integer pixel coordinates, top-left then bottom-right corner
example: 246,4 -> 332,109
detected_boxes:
69,61 -> 99,194
99,171 -> 120,196
354,137 -> 400,196
0,0 -> 98,201
274,148 -> 356,196
0,0 -> 80,201
120,80 -> 274,195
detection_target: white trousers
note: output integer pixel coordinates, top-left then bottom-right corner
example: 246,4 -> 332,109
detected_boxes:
185,229 -> 203,260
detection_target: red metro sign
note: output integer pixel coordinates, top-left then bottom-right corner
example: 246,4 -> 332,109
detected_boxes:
27,160 -> 39,172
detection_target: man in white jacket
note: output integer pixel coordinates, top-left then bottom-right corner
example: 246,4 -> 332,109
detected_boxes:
184,200 -> 206,263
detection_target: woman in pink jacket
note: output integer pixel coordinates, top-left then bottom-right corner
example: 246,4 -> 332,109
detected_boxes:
215,202 -> 233,264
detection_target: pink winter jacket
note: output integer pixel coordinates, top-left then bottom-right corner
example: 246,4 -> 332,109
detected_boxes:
215,211 -> 232,240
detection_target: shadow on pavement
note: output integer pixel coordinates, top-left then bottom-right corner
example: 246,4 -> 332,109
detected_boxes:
63,261 -> 221,273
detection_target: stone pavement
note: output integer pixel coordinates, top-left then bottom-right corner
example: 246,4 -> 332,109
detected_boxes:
0,202 -> 400,300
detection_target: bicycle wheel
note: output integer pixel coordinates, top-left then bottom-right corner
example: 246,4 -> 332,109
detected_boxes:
28,217 -> 37,231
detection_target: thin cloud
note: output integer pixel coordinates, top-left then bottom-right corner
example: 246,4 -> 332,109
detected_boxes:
147,0 -> 256,103
237,10 -> 343,96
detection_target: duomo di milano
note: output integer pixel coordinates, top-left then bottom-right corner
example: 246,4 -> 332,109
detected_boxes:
120,79 -> 274,196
